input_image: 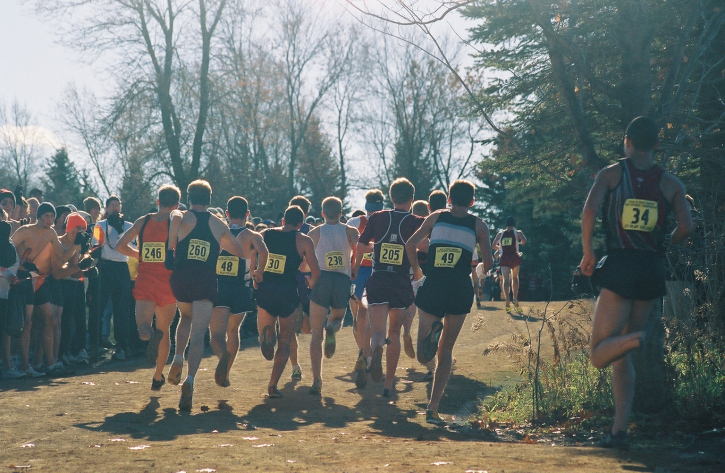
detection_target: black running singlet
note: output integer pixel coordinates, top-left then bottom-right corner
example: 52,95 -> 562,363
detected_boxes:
174,210 -> 220,271
426,211 -> 477,278
216,226 -> 247,281
262,229 -> 303,285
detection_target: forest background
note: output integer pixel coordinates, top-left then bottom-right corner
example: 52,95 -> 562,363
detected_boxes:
1,0 -> 723,306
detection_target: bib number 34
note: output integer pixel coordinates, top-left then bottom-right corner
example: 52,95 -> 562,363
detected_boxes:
622,199 -> 657,232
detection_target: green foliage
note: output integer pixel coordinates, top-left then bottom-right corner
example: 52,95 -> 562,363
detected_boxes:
42,148 -> 94,208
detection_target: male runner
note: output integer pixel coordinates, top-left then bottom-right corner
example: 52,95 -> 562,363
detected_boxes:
352,178 -> 423,397
116,185 -> 181,391
167,180 -> 246,410
288,195 -> 312,381
256,205 -> 320,398
210,196 -> 268,388
492,216 -> 527,314
306,197 -> 358,395
346,189 -> 385,388
580,116 -> 692,449
407,180 -> 493,425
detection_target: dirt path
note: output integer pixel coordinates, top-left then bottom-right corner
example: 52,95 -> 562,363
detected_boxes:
1,301 -> 721,472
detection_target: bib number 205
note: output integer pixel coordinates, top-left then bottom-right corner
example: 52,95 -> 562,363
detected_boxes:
379,243 -> 404,265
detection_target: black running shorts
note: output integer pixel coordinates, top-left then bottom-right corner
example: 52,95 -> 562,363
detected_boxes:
365,271 -> 414,310
256,280 -> 299,318
415,274 -> 474,318
170,266 -> 218,304
591,249 -> 667,301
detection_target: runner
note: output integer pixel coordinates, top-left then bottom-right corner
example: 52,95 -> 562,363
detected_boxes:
580,116 -> 692,449
410,200 -> 434,378
256,205 -> 320,398
116,185 -> 181,391
288,195 -> 313,381
166,180 -> 247,410
352,178 -> 423,397
406,180 -> 493,425
210,196 -> 268,388
306,197 -> 359,395
346,189 -> 384,388
492,216 -> 527,314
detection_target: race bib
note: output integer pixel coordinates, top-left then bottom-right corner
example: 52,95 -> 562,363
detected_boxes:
379,243 -> 404,265
622,199 -> 657,232
187,239 -> 210,262
325,251 -> 344,270
362,252 -> 373,261
142,242 -> 165,263
265,253 -> 286,274
501,237 -> 513,246
434,247 -> 462,268
216,256 -> 239,276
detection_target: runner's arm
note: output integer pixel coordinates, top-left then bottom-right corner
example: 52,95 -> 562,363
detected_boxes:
517,230 -> 527,245
476,219 -> 494,275
580,168 -> 611,276
167,212 -> 182,250
405,213 -> 438,281
664,174 -> 693,246
300,234 -> 321,288
249,231 -> 268,284
220,226 -> 246,258
115,217 -> 143,259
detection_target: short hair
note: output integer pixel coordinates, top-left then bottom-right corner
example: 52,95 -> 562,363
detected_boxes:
625,116 -> 659,152
105,195 -> 121,208
351,209 -> 365,218
321,196 -> 342,217
29,188 -> 43,198
187,179 -> 212,206
27,197 -> 39,207
158,185 -> 181,208
428,190 -> 448,212
389,178 -> 415,204
411,200 -> 429,217
449,180 -> 475,207
245,221 -> 255,229
365,189 -> 385,204
84,196 -> 101,213
289,195 -> 311,214
283,205 -> 305,226
227,196 -> 249,219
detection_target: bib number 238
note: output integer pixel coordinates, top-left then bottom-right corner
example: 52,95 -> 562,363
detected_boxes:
622,199 -> 657,232
265,253 -> 287,274
379,243 -> 404,265
187,239 -> 210,262
325,251 -> 344,270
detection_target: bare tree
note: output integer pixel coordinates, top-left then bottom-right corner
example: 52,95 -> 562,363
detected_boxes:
0,100 -> 45,189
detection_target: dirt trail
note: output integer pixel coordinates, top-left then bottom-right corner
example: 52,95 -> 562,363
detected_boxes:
1,301 -> 720,472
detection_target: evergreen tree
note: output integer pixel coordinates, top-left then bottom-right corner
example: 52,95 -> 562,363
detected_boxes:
42,148 -> 87,207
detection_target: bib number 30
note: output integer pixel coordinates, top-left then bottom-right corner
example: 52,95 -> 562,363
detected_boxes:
187,239 -> 210,262
265,253 -> 287,274
379,243 -> 404,265
434,247 -> 462,268
622,199 -> 657,232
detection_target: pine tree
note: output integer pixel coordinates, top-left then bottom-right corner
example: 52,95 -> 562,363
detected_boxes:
42,148 -> 86,207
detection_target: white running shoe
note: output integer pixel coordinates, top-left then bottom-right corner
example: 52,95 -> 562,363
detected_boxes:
3,367 -> 27,379
25,366 -> 46,378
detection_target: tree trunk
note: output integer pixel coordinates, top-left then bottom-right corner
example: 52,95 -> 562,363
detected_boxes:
632,298 -> 670,412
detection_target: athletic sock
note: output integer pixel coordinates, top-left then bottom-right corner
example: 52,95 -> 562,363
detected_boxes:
173,354 -> 184,364
185,375 -> 194,385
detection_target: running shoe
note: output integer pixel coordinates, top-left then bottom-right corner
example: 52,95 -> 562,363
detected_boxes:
354,351 -> 367,389
370,345 -> 384,383
3,367 -> 27,379
260,325 -> 276,361
267,385 -> 283,398
324,325 -> 336,359
426,410 -> 447,426
44,364 -> 66,377
402,332 -> 415,359
77,349 -> 90,362
25,366 -> 45,378
168,359 -> 184,385
178,381 -> 193,411
309,379 -> 322,395
423,370 -> 434,381
145,329 -> 163,366
599,431 -> 629,450
420,321 -> 443,364
215,351 -> 231,387
112,348 -> 126,361
55,361 -> 75,375
291,366 -> 303,380
382,386 -> 395,398
151,374 -> 165,392
505,305 -> 512,314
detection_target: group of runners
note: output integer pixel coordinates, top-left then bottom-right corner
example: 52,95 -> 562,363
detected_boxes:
0,116 -> 694,446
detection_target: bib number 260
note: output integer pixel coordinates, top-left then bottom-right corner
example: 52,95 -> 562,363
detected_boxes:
187,239 -> 210,262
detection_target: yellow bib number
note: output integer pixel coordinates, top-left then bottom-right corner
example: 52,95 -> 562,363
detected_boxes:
434,247 -> 462,268
216,256 -> 239,276
187,239 -> 210,262
501,237 -> 513,246
142,242 -> 165,263
325,251 -> 344,270
362,252 -> 373,262
622,199 -> 657,232
265,253 -> 286,274
379,243 -> 404,265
